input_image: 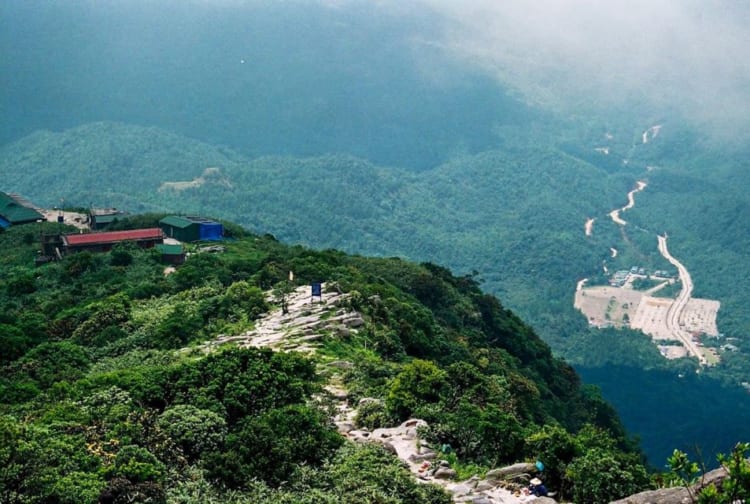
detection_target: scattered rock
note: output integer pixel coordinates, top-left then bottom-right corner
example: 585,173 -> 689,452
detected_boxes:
474,480 -> 494,492
408,449 -> 437,462
327,360 -> 354,369
449,483 -> 472,497
382,441 -> 398,455
471,497 -> 493,504
336,422 -> 355,433
613,465 -> 732,504
345,316 -> 365,328
334,325 -> 351,338
433,467 -> 457,480
529,498 -> 558,504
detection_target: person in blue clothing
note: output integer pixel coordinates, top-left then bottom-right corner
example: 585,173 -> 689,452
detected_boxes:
529,477 -> 548,497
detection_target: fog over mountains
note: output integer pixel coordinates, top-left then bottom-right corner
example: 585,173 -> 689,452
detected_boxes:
4,0 -> 750,158
420,0 -> 750,135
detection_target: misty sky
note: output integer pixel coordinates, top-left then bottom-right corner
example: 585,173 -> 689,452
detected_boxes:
187,0 -> 750,136
3,0 -> 750,145
411,0 -> 750,131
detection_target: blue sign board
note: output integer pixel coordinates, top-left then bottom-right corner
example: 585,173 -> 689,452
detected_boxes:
311,282 -> 322,297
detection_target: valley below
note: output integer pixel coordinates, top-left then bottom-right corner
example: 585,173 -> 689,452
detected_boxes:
576,179 -> 720,365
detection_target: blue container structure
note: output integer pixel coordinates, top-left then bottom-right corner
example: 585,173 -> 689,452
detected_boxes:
159,216 -> 224,242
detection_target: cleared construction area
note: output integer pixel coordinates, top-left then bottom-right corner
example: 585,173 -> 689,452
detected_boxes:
574,284 -> 720,361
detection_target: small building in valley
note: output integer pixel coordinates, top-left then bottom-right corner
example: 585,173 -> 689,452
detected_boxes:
159,215 -> 223,242
61,228 -> 164,254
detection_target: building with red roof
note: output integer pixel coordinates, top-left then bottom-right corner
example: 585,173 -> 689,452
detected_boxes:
61,228 -> 164,253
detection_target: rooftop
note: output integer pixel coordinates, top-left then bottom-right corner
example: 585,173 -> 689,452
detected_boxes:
0,192 -> 44,224
63,228 -> 163,246
160,215 -> 219,228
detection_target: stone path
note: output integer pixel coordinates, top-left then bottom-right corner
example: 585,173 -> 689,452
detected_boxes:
199,284 -> 552,503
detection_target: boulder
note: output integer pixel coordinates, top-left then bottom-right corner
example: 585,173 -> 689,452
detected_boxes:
349,430 -> 370,439
336,422 -> 355,433
382,441 -> 398,455
334,325 -> 351,338
609,487 -> 692,504
612,465 -> 731,504
449,483 -> 472,497
408,450 -> 437,462
474,480 -> 495,492
485,462 -> 536,480
345,316 -> 365,328
433,467 -> 457,480
358,397 -> 384,407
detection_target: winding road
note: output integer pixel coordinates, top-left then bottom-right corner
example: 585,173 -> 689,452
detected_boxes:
608,181 -> 647,226
657,235 -> 707,364
579,176 -> 709,365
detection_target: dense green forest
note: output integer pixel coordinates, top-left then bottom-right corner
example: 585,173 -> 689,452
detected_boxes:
0,219 -> 656,503
2,120 -> 749,464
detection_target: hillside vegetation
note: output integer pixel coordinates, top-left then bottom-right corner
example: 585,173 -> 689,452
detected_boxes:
0,219 -> 653,503
2,121 -> 750,464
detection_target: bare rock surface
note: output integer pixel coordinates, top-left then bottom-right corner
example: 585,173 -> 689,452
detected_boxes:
203,283 -> 351,353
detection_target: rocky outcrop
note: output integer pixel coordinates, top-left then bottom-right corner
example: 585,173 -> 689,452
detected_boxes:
611,487 -> 692,504
485,462 -> 536,481
339,417 -> 558,504
611,465 -> 730,504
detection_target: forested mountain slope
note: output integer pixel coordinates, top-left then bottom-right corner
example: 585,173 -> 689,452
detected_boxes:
0,219 -> 649,503
3,121 -> 750,464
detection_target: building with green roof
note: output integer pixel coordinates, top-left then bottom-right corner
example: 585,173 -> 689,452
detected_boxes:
156,243 -> 186,265
0,192 -> 44,227
159,215 -> 223,242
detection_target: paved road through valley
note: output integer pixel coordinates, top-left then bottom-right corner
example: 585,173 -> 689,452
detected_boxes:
657,235 -> 707,365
